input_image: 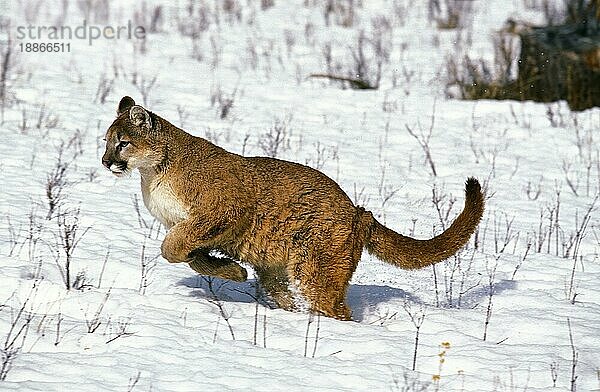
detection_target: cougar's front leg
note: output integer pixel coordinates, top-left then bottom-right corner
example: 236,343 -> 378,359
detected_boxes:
160,216 -> 231,264
188,249 -> 247,282
161,217 -> 247,282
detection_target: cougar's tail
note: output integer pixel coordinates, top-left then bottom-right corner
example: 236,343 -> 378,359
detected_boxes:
364,178 -> 485,270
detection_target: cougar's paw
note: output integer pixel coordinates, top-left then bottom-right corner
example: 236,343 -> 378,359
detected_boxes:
188,258 -> 248,282
160,235 -> 188,263
228,265 -> 248,282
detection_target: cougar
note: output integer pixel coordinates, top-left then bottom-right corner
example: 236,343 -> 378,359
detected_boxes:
102,96 -> 485,320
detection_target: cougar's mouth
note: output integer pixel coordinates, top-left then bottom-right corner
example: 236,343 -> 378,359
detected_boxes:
109,161 -> 129,176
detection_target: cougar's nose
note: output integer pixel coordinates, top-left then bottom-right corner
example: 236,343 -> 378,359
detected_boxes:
102,157 -> 112,169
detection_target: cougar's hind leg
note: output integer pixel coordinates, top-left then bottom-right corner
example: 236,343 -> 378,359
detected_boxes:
323,211 -> 371,321
188,248 -> 248,282
314,264 -> 353,321
292,251 -> 355,321
254,264 -> 296,311
295,223 -> 365,321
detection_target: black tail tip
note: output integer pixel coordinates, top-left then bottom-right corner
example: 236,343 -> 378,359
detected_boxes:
465,177 -> 481,195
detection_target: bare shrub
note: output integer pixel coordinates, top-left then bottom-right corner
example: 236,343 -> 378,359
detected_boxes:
54,207 -> 90,291
0,348 -> 18,381
311,26 -> 391,90
511,240 -> 532,280
429,0 -> 473,29
258,115 -> 292,158
567,318 -> 578,391
391,371 -> 431,392
525,177 -> 543,201
34,103 -> 61,135
523,0 -> 564,25
563,194 -> 598,304
139,229 -> 159,295
352,183 -> 370,208
245,37 -> 259,70
19,102 -> 61,137
96,250 -> 110,289
376,158 -> 399,225
482,256 -> 499,341
84,288 -> 111,334
431,183 -> 456,231
550,360 -> 559,387
573,124 -> 599,197
304,21 -> 316,46
254,288 -> 268,348
127,371 -> 141,392
176,104 -> 190,129
46,146 -> 72,220
492,212 -> 519,254
382,92 -> 399,112
5,214 -> 24,258
561,194 -> 597,260
443,250 -> 480,308
132,73 -> 157,107
402,301 -> 426,371
76,0 -> 110,23
222,0 -> 242,24
94,72 -> 114,104
19,105 -> 29,134
106,317 -> 134,344
491,33 -> 520,85
210,83 -> 238,120
0,282 -> 39,381
529,188 -> 567,257
430,183 -> 481,308
44,132 -> 82,218
133,2 -> 164,33
0,33 -> 21,120
305,142 -> 338,171
21,0 -> 43,23
261,0 -> 275,10
323,0 -> 358,27
445,33 -> 519,100
132,194 -> 150,230
319,41 -> 336,77
303,313 -> 321,358
71,270 -> 94,291
21,208 -> 46,280
209,33 -> 223,70
405,100 -> 438,177
525,0 -> 596,27
177,1 -> 211,37
203,277 -> 236,342
354,20 -> 392,85
391,0 -> 410,26
132,34 -> 147,55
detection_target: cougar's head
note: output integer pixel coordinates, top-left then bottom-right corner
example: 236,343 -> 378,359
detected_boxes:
102,96 -> 162,177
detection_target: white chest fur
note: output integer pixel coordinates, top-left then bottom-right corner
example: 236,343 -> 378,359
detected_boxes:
140,171 -> 188,229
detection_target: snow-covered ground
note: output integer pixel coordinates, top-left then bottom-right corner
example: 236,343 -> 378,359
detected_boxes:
0,0 -> 599,390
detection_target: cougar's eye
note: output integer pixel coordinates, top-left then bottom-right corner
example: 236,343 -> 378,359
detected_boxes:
117,141 -> 130,149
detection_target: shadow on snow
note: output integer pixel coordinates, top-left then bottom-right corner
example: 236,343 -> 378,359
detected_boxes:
177,275 -> 517,322
178,275 -> 422,322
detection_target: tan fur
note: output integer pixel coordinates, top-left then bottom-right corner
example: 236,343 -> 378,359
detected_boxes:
139,168 -> 188,229
102,97 -> 485,320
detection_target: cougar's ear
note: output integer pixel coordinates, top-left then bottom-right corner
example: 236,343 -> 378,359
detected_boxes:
129,105 -> 152,129
117,96 -> 136,116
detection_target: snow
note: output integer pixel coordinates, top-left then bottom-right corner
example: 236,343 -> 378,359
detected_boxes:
0,0 -> 599,390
